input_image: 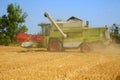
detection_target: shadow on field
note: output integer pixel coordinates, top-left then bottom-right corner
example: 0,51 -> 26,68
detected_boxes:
17,48 -> 47,53
116,75 -> 120,80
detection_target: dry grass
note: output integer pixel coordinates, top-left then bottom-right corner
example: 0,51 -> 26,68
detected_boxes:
0,45 -> 120,80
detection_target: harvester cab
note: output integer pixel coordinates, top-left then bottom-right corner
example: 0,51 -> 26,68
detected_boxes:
39,12 -> 111,52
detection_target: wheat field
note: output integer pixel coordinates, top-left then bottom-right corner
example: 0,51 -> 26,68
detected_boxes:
0,45 -> 120,80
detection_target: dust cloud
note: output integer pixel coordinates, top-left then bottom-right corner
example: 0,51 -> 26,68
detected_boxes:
90,42 -> 120,54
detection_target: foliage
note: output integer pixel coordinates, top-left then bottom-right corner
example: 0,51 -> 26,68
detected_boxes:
0,3 -> 28,45
110,24 -> 120,43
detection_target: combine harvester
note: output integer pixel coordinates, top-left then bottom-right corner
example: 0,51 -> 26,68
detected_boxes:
17,12 -> 111,52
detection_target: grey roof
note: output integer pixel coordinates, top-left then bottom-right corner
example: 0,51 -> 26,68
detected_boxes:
67,16 -> 83,21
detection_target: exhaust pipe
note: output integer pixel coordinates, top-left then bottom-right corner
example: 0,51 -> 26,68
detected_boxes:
44,12 -> 67,38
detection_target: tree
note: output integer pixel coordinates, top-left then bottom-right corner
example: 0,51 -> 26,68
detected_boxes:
110,24 -> 120,43
0,3 -> 28,45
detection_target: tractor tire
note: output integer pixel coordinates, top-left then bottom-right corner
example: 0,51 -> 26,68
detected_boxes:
80,43 -> 90,53
48,39 -> 63,52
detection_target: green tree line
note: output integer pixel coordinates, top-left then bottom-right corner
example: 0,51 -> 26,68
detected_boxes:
0,3 -> 28,45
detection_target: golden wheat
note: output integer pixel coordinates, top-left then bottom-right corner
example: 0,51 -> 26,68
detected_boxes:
0,46 -> 120,80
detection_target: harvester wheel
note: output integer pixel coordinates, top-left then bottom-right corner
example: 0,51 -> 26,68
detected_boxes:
80,43 -> 90,53
48,39 -> 63,52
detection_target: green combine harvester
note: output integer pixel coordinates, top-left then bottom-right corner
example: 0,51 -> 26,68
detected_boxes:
38,12 -> 111,52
